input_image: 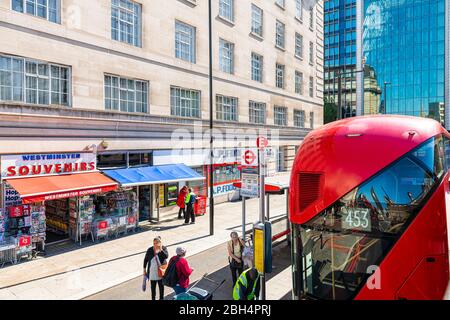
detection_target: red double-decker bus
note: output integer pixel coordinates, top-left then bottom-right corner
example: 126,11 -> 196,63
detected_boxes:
289,115 -> 450,300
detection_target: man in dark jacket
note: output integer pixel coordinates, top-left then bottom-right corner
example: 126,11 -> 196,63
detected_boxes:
143,236 -> 169,300
184,188 -> 197,225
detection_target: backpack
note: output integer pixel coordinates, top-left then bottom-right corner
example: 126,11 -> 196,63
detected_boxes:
162,256 -> 180,287
189,193 -> 196,205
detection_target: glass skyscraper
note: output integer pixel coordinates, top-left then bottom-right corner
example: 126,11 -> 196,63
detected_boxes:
357,0 -> 448,127
324,0 -> 357,121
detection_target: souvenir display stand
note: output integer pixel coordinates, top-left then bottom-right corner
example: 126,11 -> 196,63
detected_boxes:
92,189 -> 138,242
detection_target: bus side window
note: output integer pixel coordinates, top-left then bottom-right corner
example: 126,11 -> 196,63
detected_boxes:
445,137 -> 450,171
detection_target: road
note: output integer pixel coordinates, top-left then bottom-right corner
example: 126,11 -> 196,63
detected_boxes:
85,239 -> 292,300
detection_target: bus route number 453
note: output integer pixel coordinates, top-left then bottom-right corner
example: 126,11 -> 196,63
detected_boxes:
341,207 -> 371,232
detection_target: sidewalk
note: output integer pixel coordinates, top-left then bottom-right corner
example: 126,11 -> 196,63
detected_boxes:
85,230 -> 291,300
0,192 -> 288,300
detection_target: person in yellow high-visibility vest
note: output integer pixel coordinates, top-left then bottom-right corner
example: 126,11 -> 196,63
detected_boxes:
232,267 -> 260,300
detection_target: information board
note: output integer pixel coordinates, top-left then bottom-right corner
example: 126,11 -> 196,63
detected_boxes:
254,228 -> 264,274
241,173 -> 259,198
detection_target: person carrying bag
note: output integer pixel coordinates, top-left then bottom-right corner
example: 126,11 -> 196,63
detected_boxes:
227,231 -> 245,287
143,236 -> 168,300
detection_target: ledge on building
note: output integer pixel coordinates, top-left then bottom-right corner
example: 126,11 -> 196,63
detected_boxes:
249,31 -> 264,42
274,2 -> 286,11
275,45 -> 286,52
177,0 -> 197,8
216,15 -> 235,27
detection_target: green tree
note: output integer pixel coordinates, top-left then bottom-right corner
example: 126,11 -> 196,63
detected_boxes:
324,97 -> 338,124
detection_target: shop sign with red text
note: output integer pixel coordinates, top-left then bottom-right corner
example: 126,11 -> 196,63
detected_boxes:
1,153 -> 97,178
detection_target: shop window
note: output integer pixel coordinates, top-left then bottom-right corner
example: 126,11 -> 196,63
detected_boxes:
97,154 -> 127,169
187,166 -> 207,197
213,164 -> 240,185
128,152 -> 151,167
97,152 -> 151,169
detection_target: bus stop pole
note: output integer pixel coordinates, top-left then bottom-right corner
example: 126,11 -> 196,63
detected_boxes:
242,196 -> 246,240
258,148 -> 266,300
266,194 -> 270,221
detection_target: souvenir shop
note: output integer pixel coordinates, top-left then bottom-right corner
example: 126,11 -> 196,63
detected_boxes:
0,152 -> 141,265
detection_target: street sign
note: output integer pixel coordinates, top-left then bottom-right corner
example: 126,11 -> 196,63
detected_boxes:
241,172 -> 259,198
263,147 -> 277,177
257,136 -> 269,149
240,148 -> 258,166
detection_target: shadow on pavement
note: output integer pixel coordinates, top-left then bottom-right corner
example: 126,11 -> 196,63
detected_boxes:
165,242 -> 292,301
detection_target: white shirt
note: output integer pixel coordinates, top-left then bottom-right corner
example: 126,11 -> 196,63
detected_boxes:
149,255 -> 162,281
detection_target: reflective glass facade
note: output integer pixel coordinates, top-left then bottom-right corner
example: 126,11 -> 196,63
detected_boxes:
361,0 -> 446,124
324,0 -> 357,120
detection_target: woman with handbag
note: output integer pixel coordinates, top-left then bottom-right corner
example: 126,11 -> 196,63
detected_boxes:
143,236 -> 169,300
227,231 -> 245,287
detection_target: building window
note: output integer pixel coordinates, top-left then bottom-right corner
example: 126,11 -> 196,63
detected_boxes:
275,63 -> 285,89
104,75 -> 148,113
111,0 -> 142,47
274,106 -> 287,126
0,54 -> 70,106
219,39 -> 234,74
295,33 -> 303,58
97,152 -> 151,169
251,53 -> 263,83
294,109 -> 305,128
216,95 -> 237,121
309,76 -> 314,97
170,86 -> 200,118
275,0 -> 285,9
295,71 -> 303,95
296,0 -> 303,20
251,4 -> 263,37
309,41 -> 314,64
249,101 -> 266,124
175,21 -> 196,63
309,7 -> 314,29
12,0 -> 61,23
219,0 -> 234,22
275,20 -> 285,49
309,111 -> 314,129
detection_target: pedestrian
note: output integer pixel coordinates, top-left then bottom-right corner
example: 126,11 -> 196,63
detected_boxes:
168,246 -> 193,295
184,188 -> 197,224
143,236 -> 169,300
232,267 -> 261,300
177,186 -> 188,220
227,231 -> 245,286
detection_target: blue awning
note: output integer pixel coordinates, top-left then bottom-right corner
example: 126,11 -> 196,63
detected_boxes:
102,164 -> 205,187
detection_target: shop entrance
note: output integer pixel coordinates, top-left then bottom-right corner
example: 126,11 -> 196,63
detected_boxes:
45,199 -> 72,244
138,185 -> 159,222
